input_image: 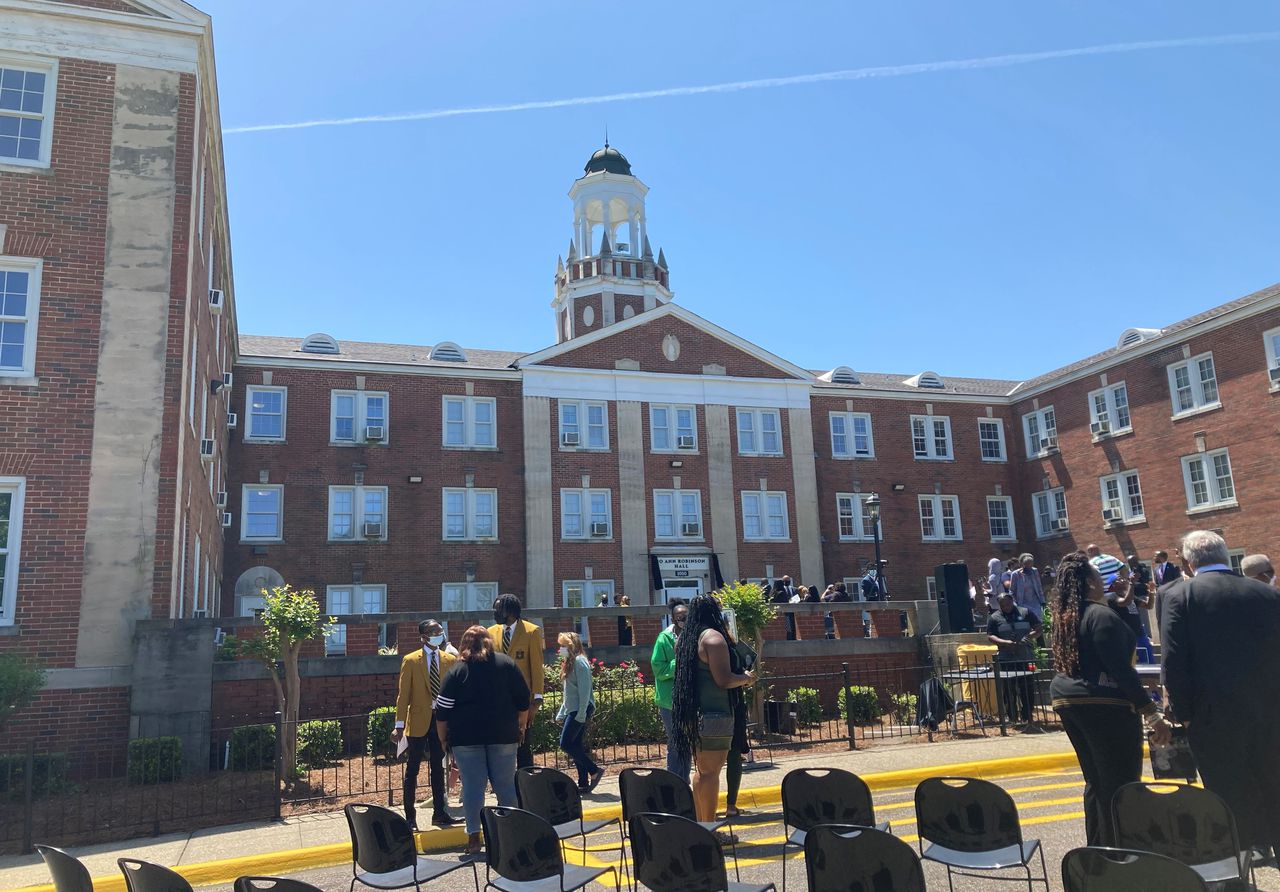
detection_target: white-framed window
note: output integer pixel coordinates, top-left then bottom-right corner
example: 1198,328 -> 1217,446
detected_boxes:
977,419 -> 1006,462
910,414 -> 952,460
326,585 -> 387,655
0,477 -> 25,625
736,408 -> 783,455
1167,352 -> 1220,417
1264,327 -> 1280,390
742,491 -> 789,541
830,411 -> 874,458
241,485 -> 283,541
653,489 -> 704,540
561,488 -> 612,539
835,493 -> 877,542
1088,382 -> 1132,437
245,386 -> 287,442
1033,487 -> 1068,537
1229,550 -> 1245,575
187,330 -> 198,428
564,579 -> 613,642
986,496 -> 1016,541
559,400 -> 608,450
190,534 -> 200,619
331,391 -> 389,444
441,581 -> 498,612
1022,406 -> 1058,457
926,577 -> 938,600
0,56 -> 57,167
442,487 -> 497,540
0,258 -> 41,378
650,404 -> 697,452
1100,471 -> 1145,524
918,494 -> 962,541
1181,449 -> 1236,512
328,485 -> 388,541
442,395 -> 496,448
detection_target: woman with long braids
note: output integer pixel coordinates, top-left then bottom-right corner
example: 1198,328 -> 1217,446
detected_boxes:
1050,551 -> 1171,847
670,594 -> 756,823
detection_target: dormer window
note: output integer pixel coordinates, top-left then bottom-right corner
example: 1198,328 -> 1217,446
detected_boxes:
824,366 -> 860,385
904,371 -> 945,389
300,332 -> 340,354
1117,328 -> 1161,349
431,341 -> 466,362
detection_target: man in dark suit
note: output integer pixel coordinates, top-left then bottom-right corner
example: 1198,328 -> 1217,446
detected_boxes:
1161,530 -> 1280,856
1151,549 -> 1183,587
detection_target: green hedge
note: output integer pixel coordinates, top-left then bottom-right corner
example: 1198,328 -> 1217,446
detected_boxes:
788,687 -> 823,725
528,688 -> 665,754
296,720 -> 342,768
0,753 -> 71,798
367,707 -> 397,759
128,737 -> 182,785
229,724 -> 276,771
838,685 -> 882,725
890,692 -> 918,723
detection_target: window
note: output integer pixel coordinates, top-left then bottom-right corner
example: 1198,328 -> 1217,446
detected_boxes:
331,391 -> 389,444
190,534 -> 200,619
1033,487 -> 1068,537
986,496 -> 1016,541
1088,383 -> 1132,436
564,580 -> 613,641
1265,327 -> 1280,389
442,488 -> 497,540
918,495 -> 962,541
977,419 -> 1006,462
442,581 -> 498,612
1100,471 -> 1145,524
836,493 -> 878,541
1181,449 -> 1236,511
910,414 -> 952,460
1022,406 -> 1058,457
0,477 -> 25,625
1229,550 -> 1245,575
1167,353 -> 1220,416
326,585 -> 387,655
742,491 -> 789,541
926,577 -> 938,600
830,412 -> 874,458
736,409 -> 783,455
653,489 -> 703,539
442,396 -> 496,448
328,486 -> 388,540
0,58 -> 55,166
561,488 -> 612,539
245,386 -> 286,442
0,258 -> 41,378
241,485 -> 283,541
650,404 -> 696,451
559,400 -> 608,450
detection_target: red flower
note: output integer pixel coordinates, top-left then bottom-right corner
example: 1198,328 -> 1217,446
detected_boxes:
619,661 -> 629,669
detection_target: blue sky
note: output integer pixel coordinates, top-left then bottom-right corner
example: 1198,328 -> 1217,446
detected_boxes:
207,2 -> 1280,380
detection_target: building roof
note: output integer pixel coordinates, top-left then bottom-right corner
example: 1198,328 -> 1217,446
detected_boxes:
238,335 -> 524,370
583,145 -> 633,176
812,370 -> 1022,398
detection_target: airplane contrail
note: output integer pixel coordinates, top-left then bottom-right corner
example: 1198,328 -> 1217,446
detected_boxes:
223,31 -> 1280,135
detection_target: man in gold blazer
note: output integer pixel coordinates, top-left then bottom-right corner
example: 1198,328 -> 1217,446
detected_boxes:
488,593 -> 545,768
391,619 -> 459,828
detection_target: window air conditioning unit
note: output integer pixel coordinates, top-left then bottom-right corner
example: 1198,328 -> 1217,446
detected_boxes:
200,438 -> 215,461
208,289 -> 224,314
676,435 -> 695,450
1054,517 -> 1070,531
227,411 -> 238,429
213,628 -> 226,646
1090,420 -> 1110,436
365,425 -> 385,442
216,490 -> 228,509
221,512 -> 232,528
681,522 -> 702,537
222,372 -> 233,388
616,242 -> 629,253
561,431 -> 580,447
362,521 -> 384,539
1270,365 -> 1280,384
589,522 -> 609,537
1040,435 -> 1058,451
192,608 -> 208,618
1102,508 -> 1121,523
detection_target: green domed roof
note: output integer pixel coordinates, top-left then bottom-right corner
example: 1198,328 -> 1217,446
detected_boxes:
584,144 -> 632,176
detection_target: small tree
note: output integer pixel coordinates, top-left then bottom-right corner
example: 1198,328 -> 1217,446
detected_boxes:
235,585 -> 334,777
715,580 -> 776,722
0,652 -> 45,728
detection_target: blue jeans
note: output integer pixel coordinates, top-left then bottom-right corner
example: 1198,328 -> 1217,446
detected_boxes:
659,707 -> 690,781
452,742 -> 518,834
560,707 -> 599,786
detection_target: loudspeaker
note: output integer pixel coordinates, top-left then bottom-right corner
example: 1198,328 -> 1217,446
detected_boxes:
935,562 -> 974,633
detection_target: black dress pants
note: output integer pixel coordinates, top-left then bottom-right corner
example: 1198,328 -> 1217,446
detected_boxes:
1190,715 -> 1280,852
403,717 -> 447,827
1057,703 -> 1142,847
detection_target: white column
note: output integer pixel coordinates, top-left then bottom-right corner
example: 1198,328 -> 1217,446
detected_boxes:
628,213 -> 638,257
638,215 -> 647,256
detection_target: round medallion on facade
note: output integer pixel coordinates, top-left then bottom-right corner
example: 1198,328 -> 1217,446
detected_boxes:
662,334 -> 681,362
582,305 -> 595,327
622,305 -> 636,320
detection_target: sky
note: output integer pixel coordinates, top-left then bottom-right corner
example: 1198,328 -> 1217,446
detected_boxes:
206,2 -> 1280,381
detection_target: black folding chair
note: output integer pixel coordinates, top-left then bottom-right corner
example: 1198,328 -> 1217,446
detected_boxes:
481,806 -> 619,892
36,845 -> 93,892
343,803 -> 479,892
778,768 -> 890,892
517,766 -> 627,883
118,858 -> 193,892
628,813 -> 773,892
913,776 -> 1047,891
1111,781 -> 1251,888
1061,847 -> 1209,892
619,768 -> 737,885
234,879 -> 326,892
803,824 -> 925,892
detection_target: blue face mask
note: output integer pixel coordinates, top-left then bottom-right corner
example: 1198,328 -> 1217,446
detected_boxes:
427,635 -> 445,648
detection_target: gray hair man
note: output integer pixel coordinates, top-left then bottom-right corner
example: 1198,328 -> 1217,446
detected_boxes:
1242,554 -> 1276,586
1160,530 -> 1280,857
1008,552 -> 1046,622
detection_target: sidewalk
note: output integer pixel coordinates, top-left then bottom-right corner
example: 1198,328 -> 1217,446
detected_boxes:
0,732 -> 1077,892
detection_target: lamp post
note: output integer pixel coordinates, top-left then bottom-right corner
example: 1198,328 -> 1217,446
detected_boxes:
865,492 -> 885,598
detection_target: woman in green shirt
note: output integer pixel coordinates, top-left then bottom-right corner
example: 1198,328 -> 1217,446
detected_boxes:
651,599 -> 690,780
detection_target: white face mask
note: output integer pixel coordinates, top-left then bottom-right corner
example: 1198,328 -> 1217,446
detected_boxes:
558,646 -> 570,659
426,634 -> 445,648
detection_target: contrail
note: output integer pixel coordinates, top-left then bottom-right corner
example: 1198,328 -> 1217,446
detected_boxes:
224,31 -> 1280,135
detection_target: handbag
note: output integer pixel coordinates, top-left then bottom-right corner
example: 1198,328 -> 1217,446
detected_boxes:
698,711 -> 735,739
1149,724 -> 1198,782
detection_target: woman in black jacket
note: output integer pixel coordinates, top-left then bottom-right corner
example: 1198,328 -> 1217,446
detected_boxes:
1050,551 -> 1171,847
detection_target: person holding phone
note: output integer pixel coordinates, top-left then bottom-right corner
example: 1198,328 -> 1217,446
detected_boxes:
987,592 -> 1041,725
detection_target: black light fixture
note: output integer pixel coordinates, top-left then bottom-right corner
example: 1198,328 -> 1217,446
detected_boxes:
865,492 -> 886,597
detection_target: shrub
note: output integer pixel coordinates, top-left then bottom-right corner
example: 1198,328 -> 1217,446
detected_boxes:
838,685 -> 882,725
0,752 -> 71,798
788,687 -> 823,725
890,692 -> 918,724
214,635 -> 240,662
296,719 -> 342,768
229,723 -> 276,771
0,652 -> 45,727
528,692 -> 564,754
127,736 -> 182,785
367,706 -> 397,759
590,688 -> 663,746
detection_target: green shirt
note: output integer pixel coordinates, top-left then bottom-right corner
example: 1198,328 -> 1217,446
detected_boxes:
651,626 -> 678,710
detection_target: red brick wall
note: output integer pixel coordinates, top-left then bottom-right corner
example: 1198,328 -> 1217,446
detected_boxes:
733,408 -> 803,581
0,687 -> 130,753
551,399 -> 624,602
